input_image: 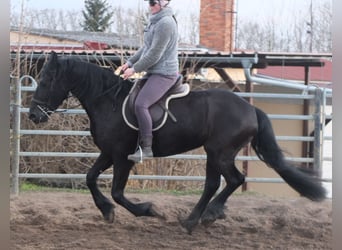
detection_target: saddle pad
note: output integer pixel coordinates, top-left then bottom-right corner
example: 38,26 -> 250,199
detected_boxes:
122,83 -> 190,131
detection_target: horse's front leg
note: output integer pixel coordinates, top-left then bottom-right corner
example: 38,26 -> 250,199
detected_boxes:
86,152 -> 114,222
111,159 -> 165,219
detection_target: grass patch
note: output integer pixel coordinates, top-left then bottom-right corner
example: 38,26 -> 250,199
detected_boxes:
18,181 -> 262,197
18,181 -> 204,195
19,181 -> 89,194
20,182 -> 43,191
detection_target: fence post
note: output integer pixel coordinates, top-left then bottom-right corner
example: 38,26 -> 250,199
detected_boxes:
313,88 -> 323,175
11,75 -> 39,194
11,75 -> 21,195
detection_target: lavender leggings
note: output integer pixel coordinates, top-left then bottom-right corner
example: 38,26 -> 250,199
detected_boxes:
135,74 -> 178,138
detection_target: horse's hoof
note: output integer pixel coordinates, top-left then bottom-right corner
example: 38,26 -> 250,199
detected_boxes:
201,206 -> 226,227
150,204 -> 166,220
201,217 -> 216,228
178,216 -> 197,235
141,202 -> 166,220
104,209 -> 114,223
101,204 -> 115,223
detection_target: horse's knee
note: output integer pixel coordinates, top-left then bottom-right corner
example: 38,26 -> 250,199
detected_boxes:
86,170 -> 97,188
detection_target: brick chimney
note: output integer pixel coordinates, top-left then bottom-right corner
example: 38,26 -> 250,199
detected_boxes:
199,0 -> 235,52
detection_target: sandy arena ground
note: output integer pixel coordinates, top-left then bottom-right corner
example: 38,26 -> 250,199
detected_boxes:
10,191 -> 332,250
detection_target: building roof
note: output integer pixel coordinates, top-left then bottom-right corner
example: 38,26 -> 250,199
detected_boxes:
10,26 -> 142,50
10,48 -> 331,70
10,27 -> 332,89
257,59 -> 332,82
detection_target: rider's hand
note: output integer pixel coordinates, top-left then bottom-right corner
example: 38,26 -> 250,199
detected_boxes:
120,63 -> 130,73
123,67 -> 135,80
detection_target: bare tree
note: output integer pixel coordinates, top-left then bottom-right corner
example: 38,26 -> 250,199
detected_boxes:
11,8 -> 83,31
11,1 -> 331,52
236,21 -> 264,51
312,1 -> 332,52
110,6 -> 147,48
176,12 -> 199,45
236,0 -> 332,53
66,11 -> 83,31
10,9 -> 19,27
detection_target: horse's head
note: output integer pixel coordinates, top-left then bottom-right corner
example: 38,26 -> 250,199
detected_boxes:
29,52 -> 70,124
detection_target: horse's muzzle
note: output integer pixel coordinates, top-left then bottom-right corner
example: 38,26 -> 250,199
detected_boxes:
28,106 -> 49,124
28,112 -> 49,124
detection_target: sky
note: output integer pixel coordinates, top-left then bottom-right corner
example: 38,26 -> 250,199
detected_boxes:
10,0 -> 315,22
11,0 -> 326,43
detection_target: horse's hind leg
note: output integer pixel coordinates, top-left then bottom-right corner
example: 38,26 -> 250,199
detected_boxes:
201,160 -> 245,227
179,154 -> 221,234
86,153 -> 114,222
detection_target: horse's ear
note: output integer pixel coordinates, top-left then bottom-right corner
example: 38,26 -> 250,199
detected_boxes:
47,51 -> 59,74
49,51 -> 58,64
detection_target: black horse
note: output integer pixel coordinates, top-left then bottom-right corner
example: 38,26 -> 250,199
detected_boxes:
29,52 -> 325,234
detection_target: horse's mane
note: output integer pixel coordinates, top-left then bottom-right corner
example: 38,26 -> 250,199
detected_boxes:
61,58 -> 133,101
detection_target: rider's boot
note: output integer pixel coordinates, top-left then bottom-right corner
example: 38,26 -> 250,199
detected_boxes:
128,136 -> 153,162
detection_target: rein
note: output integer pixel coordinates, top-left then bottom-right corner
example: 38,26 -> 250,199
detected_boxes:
93,73 -> 125,111
71,63 -> 125,109
94,75 -> 124,100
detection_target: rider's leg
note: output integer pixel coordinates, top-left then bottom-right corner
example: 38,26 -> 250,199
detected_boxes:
128,74 -> 178,162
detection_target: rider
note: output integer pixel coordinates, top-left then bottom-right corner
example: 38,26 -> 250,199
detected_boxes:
122,0 -> 179,162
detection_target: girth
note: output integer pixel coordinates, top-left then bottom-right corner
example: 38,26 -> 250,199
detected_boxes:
122,75 -> 190,131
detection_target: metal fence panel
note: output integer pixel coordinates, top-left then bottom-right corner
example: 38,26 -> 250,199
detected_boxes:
10,75 -> 333,194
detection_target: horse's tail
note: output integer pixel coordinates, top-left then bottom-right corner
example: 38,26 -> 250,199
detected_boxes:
251,107 -> 326,201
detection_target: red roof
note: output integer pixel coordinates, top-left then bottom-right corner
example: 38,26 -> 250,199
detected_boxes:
84,41 -> 109,50
257,59 -> 332,82
10,41 -> 110,51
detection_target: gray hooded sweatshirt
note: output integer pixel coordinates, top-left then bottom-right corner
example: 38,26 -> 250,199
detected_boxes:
127,7 -> 179,76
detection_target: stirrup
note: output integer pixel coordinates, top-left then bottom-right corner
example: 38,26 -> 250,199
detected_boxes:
128,146 -> 153,163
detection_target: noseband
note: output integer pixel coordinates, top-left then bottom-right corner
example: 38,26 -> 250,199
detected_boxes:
31,97 -> 55,118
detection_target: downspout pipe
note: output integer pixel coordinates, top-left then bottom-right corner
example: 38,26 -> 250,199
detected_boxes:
241,59 -> 332,95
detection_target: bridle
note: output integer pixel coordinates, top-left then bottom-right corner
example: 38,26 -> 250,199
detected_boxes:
31,92 -> 74,118
31,97 -> 54,118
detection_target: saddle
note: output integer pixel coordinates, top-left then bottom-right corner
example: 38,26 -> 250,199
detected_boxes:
122,75 -> 190,131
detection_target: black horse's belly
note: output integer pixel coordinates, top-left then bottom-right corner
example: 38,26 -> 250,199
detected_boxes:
151,89 -> 257,157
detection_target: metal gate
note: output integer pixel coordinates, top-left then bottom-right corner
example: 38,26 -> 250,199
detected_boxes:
10,69 -> 332,195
